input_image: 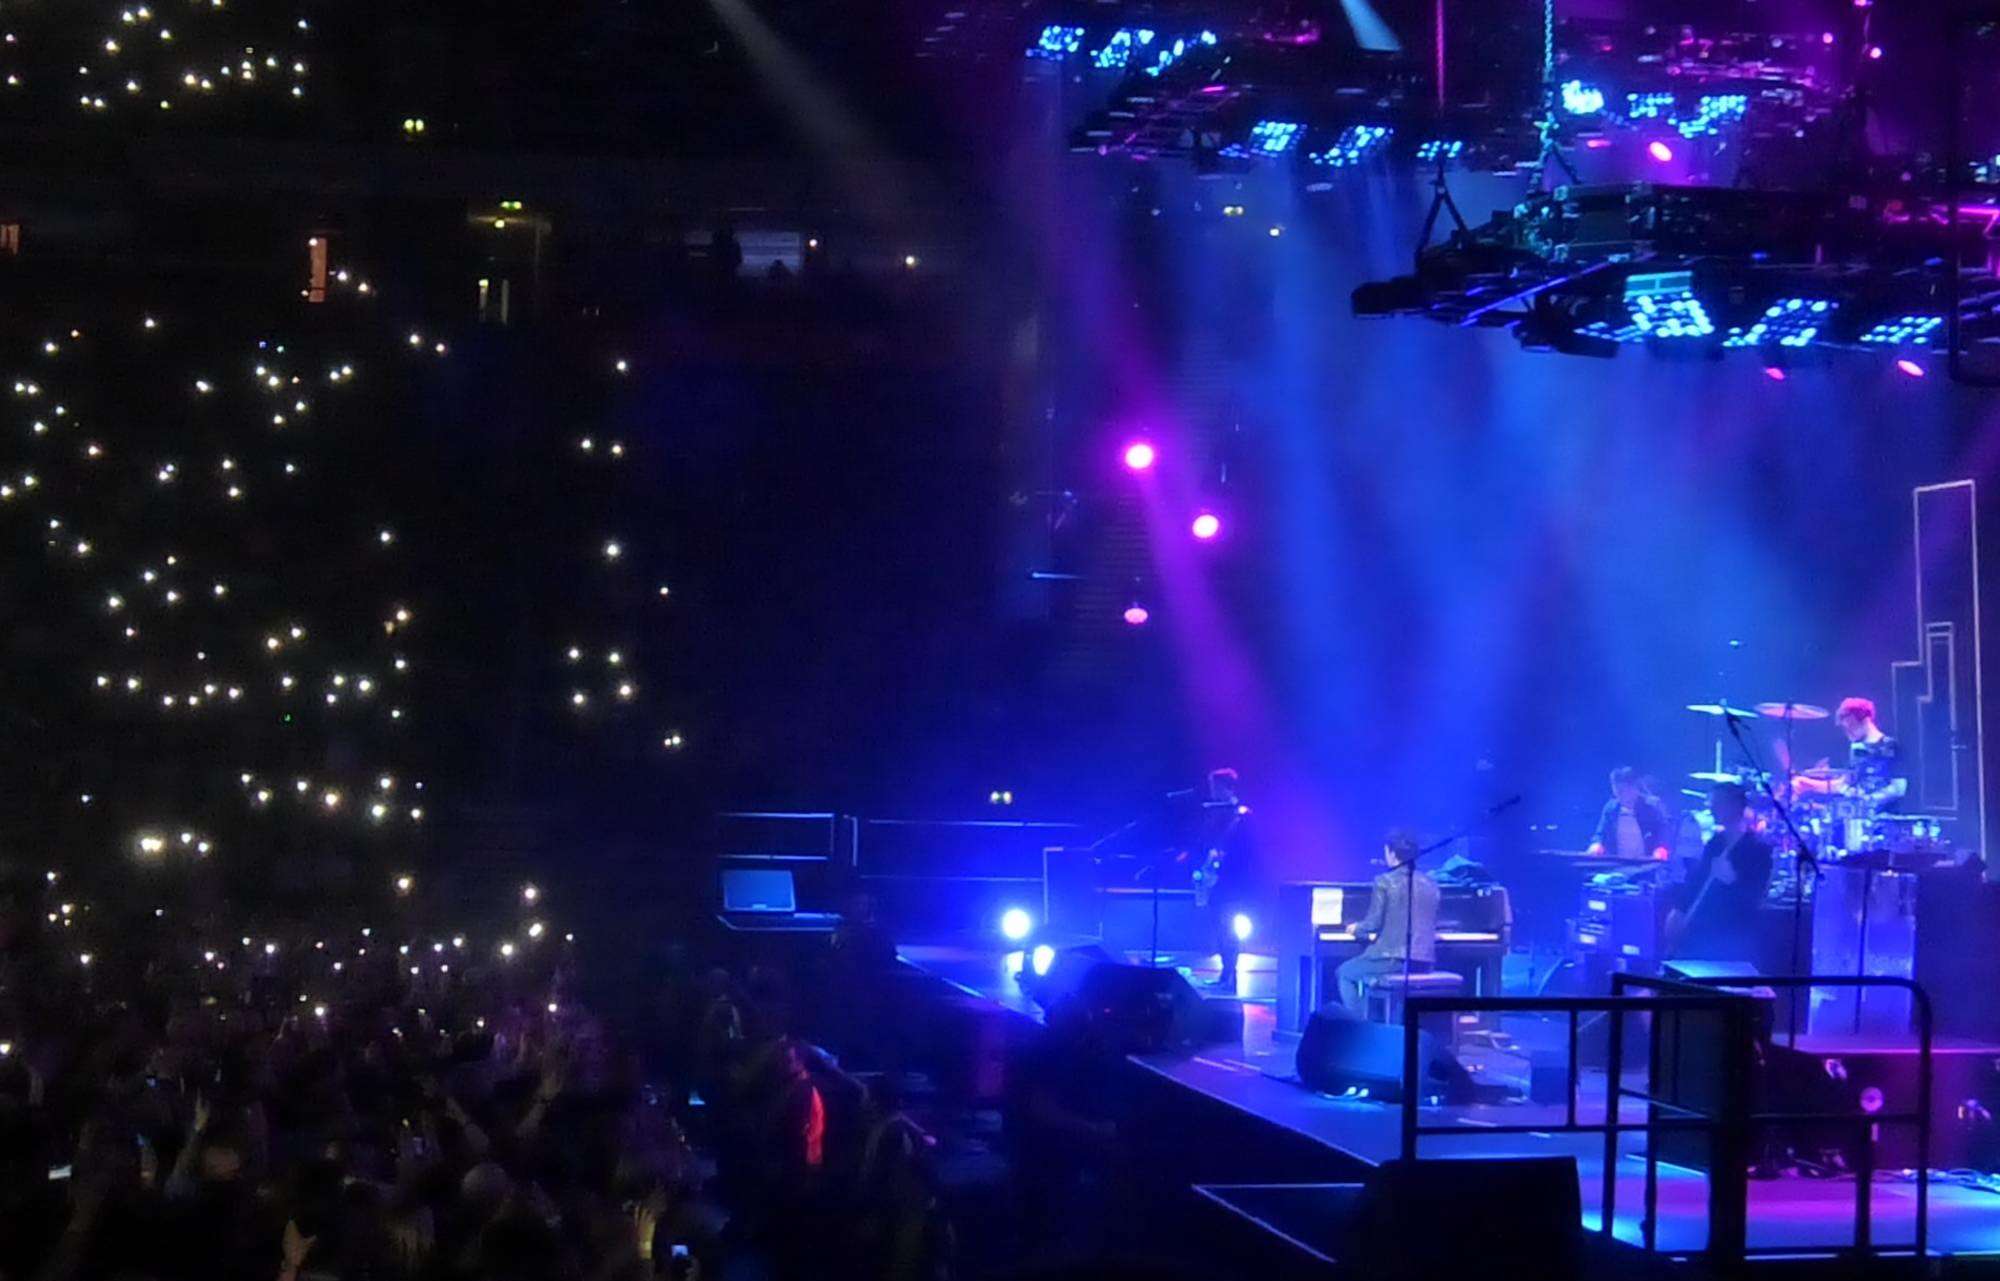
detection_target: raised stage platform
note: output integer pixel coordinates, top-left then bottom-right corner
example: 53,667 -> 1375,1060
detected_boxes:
899,942 -> 2000,1265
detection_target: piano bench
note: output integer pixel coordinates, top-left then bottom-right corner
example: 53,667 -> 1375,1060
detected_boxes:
1362,970 -> 1465,1035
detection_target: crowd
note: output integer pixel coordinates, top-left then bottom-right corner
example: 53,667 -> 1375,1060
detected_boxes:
0,873 -> 954,1281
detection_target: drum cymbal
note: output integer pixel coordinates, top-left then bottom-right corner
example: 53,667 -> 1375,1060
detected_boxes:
1756,701 -> 1830,720
1686,702 -> 1757,718
1794,767 -> 1852,781
1689,771 -> 1742,783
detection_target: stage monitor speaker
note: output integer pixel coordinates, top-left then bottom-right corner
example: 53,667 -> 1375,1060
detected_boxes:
1297,1006 -> 1467,1103
1022,943 -> 1112,1009
1766,1041 -> 2000,1170
1029,946 -> 1236,1055
1354,1157 -> 1583,1281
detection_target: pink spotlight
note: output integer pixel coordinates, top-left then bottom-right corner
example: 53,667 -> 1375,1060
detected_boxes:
1647,140 -> 1674,163
1896,358 -> 1926,378
1821,31 -> 1835,44
1866,44 -> 1883,60
1122,603 -> 1150,627
1122,440 -> 1157,472
1190,512 -> 1222,540
1763,366 -> 1788,382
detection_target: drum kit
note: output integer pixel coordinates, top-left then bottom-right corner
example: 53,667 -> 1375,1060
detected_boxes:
1678,700 -> 1943,862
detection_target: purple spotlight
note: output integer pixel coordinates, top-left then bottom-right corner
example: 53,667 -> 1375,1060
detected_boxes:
1122,440 -> 1157,472
1866,44 -> 1882,60
1896,358 -> 1926,378
1763,366 -> 1788,382
1190,512 -> 1222,540
1647,140 -> 1674,163
1122,603 -> 1150,627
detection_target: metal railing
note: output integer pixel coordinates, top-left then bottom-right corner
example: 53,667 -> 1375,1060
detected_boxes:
1615,972 -> 1935,1260
1399,990 -> 1759,1262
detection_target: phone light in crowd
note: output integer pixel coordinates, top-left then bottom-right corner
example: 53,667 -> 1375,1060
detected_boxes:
1190,511 -> 1221,540
1123,602 -> 1151,627
1121,440 -> 1157,472
999,906 -> 1034,942
1232,912 -> 1255,941
1647,140 -> 1675,163
1031,944 -> 1057,977
394,874 -> 413,894
522,883 -> 540,904
1897,358 -> 1926,378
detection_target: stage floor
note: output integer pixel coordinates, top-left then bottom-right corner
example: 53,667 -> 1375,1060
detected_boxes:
899,943 -> 2000,1259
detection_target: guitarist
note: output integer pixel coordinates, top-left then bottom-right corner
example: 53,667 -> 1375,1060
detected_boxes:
1665,782 -> 1773,961
1189,769 -> 1254,990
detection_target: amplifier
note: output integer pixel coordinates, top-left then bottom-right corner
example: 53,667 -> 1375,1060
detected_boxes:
1573,886 -> 1658,962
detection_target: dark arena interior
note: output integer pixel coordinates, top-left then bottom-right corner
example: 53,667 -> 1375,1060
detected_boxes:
8,0 -> 2000,1278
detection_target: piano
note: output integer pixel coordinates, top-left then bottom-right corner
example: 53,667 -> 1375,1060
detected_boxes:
1274,879 -> 1512,1034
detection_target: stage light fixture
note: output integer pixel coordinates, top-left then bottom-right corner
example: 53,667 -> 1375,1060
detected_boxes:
1646,140 -> 1674,163
999,907 -> 1034,942
1031,944 -> 1057,976
1123,603 -> 1150,627
1896,358 -> 1926,378
1232,912 -> 1255,941
1121,440 -> 1156,472
1190,512 -> 1221,540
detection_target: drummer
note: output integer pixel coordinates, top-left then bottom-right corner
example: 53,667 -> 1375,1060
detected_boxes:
1791,696 -> 1908,811
1585,766 -> 1672,860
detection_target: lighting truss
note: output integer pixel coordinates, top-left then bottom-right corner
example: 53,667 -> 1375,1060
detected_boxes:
1352,181 -> 2000,377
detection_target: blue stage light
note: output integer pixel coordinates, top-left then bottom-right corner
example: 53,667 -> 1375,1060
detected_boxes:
1027,24 -> 1085,59
1626,91 -> 1676,121
1308,124 -> 1392,168
1232,912 -> 1254,941
1031,944 -> 1056,976
1415,139 -> 1464,164
1247,120 -> 1304,155
1578,272 -> 1714,344
1722,297 -> 1835,350
999,906 -> 1034,941
1091,28 -> 1150,69
1859,314 -> 1944,346
1560,80 -> 1605,115
1679,93 -> 1748,138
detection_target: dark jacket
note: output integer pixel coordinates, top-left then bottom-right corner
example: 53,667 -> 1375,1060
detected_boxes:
1673,830 -> 1774,961
1589,797 -> 1670,859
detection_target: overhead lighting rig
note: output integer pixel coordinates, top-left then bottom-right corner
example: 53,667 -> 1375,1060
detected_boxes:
1353,181 -> 2000,376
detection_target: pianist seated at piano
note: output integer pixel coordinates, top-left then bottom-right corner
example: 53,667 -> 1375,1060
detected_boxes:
1335,830 -> 1440,1015
1583,765 -> 1671,860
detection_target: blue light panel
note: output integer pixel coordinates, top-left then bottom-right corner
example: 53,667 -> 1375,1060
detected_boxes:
1308,124 -> 1393,167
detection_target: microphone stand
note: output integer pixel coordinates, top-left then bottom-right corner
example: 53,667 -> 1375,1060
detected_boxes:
1722,710 -> 1817,1047
1397,795 -> 1524,1002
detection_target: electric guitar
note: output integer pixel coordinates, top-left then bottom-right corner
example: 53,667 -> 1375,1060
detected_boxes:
1663,832 -> 1742,953
1191,847 -> 1225,907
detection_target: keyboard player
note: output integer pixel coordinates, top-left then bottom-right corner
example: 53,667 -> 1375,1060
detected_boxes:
1335,830 -> 1440,1014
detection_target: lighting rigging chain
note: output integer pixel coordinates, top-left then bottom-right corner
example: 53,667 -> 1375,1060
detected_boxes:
1527,0 -> 1578,195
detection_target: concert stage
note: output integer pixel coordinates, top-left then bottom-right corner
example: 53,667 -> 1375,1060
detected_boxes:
899,943 -> 2000,1266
